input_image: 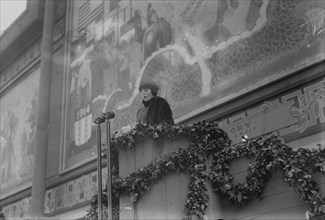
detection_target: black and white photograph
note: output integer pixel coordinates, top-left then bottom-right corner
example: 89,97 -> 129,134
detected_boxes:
0,0 -> 324,219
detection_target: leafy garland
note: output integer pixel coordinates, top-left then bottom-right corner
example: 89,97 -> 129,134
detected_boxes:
210,135 -> 325,216
84,121 -> 325,219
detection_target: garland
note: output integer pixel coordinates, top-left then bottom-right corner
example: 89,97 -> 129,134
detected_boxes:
84,121 -> 324,219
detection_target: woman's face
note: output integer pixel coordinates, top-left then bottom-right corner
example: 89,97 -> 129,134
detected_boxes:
140,88 -> 154,101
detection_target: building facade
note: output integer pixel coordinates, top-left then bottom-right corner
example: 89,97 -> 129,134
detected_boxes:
0,0 -> 324,219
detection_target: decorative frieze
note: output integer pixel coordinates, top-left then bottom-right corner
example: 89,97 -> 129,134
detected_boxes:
0,40 -> 41,90
55,0 -> 66,22
44,168 -> 108,215
2,168 -> 108,218
2,197 -> 31,219
53,17 -> 65,43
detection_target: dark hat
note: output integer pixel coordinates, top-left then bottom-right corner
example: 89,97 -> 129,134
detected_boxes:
139,81 -> 159,91
139,81 -> 159,96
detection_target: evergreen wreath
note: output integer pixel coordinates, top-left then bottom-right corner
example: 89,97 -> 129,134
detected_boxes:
84,121 -> 325,220
209,135 -> 275,205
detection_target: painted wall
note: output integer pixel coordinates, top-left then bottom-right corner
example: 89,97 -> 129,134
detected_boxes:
0,68 -> 40,199
62,0 -> 325,170
0,0 -> 66,204
219,77 -> 325,145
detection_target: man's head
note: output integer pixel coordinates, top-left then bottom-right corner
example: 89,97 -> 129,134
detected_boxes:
139,81 -> 158,101
149,10 -> 158,24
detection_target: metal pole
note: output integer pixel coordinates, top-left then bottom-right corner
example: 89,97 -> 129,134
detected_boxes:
102,111 -> 115,220
96,123 -> 103,220
106,120 -> 113,220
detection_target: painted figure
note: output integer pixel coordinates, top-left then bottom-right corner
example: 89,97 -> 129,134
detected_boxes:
136,81 -> 174,125
133,9 -> 144,44
74,60 -> 93,147
0,112 -> 19,187
0,207 -> 5,220
142,3 -> 172,62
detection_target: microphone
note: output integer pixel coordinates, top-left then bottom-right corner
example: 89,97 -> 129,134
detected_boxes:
102,111 -> 115,120
94,116 -> 105,125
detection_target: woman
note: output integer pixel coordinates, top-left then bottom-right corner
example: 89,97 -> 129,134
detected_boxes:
136,81 -> 174,125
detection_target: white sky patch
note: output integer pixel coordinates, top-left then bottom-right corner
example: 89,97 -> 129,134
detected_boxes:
0,0 -> 27,35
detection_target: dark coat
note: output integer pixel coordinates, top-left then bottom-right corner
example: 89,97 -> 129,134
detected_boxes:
137,96 -> 174,125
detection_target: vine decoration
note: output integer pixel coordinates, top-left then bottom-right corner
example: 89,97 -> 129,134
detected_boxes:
84,121 -> 325,220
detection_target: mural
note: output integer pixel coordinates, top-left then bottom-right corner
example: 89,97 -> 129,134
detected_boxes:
219,78 -> 325,144
63,0 -> 325,170
0,69 -> 40,198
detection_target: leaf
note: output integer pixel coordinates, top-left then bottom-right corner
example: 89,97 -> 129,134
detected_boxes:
131,193 -> 139,203
305,210 -> 310,220
153,132 -> 159,138
320,204 -> 325,212
238,192 -> 242,203
224,184 -> 231,190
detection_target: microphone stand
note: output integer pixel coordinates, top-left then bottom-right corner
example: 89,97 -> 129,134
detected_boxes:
102,112 -> 115,220
94,116 -> 105,220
